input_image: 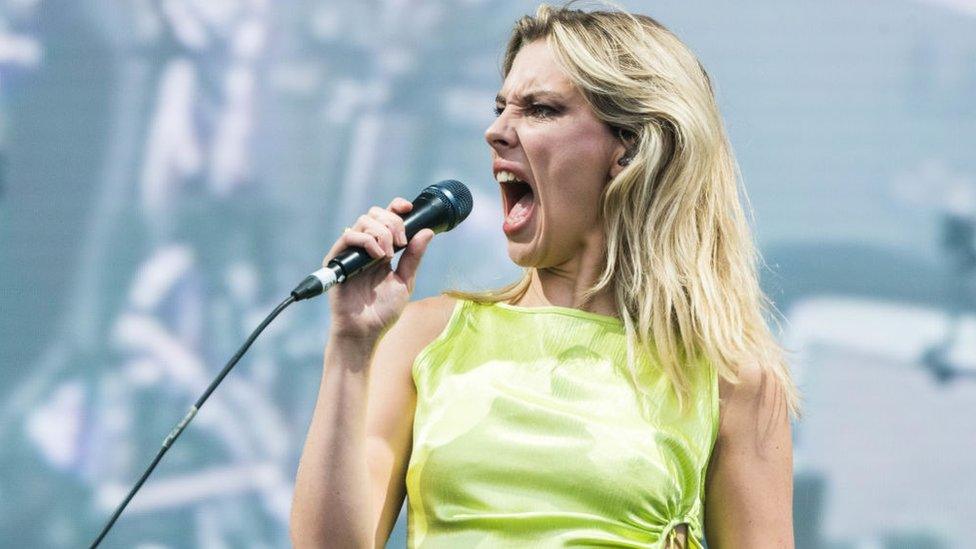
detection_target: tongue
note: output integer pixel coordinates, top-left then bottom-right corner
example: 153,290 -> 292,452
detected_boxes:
506,190 -> 535,223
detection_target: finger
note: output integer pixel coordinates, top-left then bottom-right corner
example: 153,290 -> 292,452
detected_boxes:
394,228 -> 434,288
387,196 -> 413,214
334,231 -> 386,262
369,206 -> 408,247
357,215 -> 395,258
323,230 -> 386,264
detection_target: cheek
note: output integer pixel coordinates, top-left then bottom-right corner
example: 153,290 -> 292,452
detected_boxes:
526,126 -> 611,222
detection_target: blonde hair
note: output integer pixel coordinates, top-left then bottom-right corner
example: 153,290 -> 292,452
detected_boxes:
447,3 -> 801,418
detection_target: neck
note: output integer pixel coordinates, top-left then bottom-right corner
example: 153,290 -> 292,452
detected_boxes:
512,235 -> 619,319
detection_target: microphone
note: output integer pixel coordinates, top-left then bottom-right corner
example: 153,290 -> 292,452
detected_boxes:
291,180 -> 473,301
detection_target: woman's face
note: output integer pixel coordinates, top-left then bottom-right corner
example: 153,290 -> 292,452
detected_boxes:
486,39 -> 626,268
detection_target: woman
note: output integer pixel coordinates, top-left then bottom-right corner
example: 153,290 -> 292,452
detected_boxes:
291,4 -> 800,548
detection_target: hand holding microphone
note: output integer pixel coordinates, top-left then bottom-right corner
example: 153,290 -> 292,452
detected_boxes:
291,180 -> 473,342
323,197 -> 432,342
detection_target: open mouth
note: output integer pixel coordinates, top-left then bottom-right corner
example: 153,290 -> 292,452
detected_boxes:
501,178 -> 534,216
496,170 -> 536,234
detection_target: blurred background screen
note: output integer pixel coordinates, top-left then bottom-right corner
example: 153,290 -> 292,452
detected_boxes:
1,0 -> 974,547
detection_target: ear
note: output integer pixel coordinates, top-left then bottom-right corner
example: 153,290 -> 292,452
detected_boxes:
608,144 -> 630,179
608,128 -> 636,180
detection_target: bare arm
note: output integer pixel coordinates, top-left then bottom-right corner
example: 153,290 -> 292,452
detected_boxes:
365,296 -> 456,544
290,297 -> 454,548
290,334 -> 378,548
288,196 -> 445,548
703,362 -> 795,548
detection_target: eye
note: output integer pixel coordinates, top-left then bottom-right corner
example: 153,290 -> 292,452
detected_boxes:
493,103 -> 559,118
527,103 -> 558,118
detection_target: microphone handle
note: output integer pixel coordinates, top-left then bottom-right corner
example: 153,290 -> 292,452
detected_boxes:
291,190 -> 452,301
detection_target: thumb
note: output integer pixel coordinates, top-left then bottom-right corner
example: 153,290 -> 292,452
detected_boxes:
395,228 -> 435,287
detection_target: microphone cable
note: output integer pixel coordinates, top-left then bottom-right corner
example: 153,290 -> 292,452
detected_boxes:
88,294 -> 296,548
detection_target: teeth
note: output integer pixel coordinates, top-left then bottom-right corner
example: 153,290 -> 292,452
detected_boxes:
495,170 -> 520,184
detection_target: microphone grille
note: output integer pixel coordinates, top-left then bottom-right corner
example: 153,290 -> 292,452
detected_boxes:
430,179 -> 473,229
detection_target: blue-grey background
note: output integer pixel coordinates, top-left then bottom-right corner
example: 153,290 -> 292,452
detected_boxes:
1,0 -> 974,547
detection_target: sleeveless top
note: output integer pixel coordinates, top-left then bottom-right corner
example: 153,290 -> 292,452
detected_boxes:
405,298 -> 719,548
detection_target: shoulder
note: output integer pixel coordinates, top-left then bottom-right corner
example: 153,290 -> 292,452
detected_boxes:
716,360 -> 791,450
372,295 -> 458,386
717,361 -> 765,412
384,294 -> 458,354
403,294 -> 458,336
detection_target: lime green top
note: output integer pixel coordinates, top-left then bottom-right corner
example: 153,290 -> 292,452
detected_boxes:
406,298 -> 719,548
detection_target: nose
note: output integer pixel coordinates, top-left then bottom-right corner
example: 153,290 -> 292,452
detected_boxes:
485,109 -> 518,151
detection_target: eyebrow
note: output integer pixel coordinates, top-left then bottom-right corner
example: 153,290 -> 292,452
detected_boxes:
495,90 -> 565,105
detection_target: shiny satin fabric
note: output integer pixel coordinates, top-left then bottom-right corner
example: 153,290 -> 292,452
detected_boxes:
406,299 -> 719,548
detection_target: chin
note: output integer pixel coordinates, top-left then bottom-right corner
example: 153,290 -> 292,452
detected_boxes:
506,247 -> 531,267
506,241 -> 539,268
503,218 -> 544,266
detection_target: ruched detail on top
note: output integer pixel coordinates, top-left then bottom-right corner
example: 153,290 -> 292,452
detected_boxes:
406,299 -> 719,548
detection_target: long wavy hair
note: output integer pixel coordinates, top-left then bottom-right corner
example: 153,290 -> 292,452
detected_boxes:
446,3 -> 801,418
